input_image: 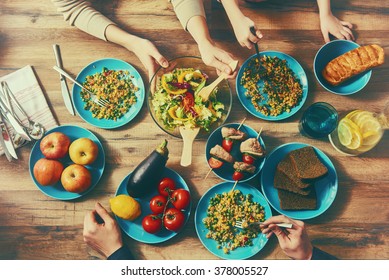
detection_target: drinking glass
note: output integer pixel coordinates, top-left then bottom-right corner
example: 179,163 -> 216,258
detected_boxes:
299,102 -> 338,138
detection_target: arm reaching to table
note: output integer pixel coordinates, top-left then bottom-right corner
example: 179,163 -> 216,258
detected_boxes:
171,0 -> 237,78
316,0 -> 354,42
51,0 -> 168,79
218,0 -> 263,49
261,215 -> 337,260
83,202 -> 134,260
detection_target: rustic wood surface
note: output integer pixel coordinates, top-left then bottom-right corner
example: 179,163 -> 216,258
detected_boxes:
0,0 -> 388,260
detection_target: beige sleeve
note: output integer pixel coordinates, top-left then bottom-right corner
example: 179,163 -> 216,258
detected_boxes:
170,0 -> 206,30
51,0 -> 116,41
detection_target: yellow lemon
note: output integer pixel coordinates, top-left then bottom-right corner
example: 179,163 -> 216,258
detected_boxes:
359,116 -> 381,135
338,119 -> 353,146
362,130 -> 383,147
110,194 -> 141,221
347,129 -> 363,150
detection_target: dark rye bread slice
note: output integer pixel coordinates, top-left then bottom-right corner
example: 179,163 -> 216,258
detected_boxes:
276,156 -> 311,189
274,169 -> 312,196
288,146 -> 328,181
277,188 -> 317,210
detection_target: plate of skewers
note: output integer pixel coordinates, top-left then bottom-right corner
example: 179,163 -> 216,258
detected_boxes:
205,121 -> 266,182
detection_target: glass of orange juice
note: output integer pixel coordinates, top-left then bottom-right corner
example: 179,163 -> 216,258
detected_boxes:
329,104 -> 388,156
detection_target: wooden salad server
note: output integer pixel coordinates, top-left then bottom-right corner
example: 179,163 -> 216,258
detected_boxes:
179,126 -> 200,167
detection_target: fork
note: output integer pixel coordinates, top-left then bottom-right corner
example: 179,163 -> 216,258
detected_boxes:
235,220 -> 293,229
53,66 -> 109,107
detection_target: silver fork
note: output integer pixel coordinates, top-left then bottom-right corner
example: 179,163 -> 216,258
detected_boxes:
52,66 -> 109,107
235,220 -> 293,229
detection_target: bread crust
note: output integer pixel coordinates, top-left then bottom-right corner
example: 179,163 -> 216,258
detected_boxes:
322,44 -> 384,86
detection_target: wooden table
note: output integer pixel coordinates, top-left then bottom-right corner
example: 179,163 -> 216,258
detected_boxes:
0,0 -> 388,260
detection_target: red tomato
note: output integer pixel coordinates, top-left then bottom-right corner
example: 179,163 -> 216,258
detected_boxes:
158,177 -> 176,197
142,214 -> 162,234
163,208 -> 185,232
208,157 -> 223,169
183,93 -> 194,112
232,171 -> 244,181
242,154 -> 255,164
171,189 -> 191,210
222,139 -> 233,152
149,194 -> 168,214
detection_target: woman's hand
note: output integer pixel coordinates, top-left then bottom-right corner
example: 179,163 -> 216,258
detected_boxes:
319,13 -> 354,43
231,16 -> 263,49
198,41 -> 237,78
261,215 -> 313,260
83,202 -> 123,258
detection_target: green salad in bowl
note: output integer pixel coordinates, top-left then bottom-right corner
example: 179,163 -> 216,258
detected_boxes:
148,56 -> 232,138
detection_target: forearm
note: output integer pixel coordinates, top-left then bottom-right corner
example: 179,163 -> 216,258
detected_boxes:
186,15 -> 213,47
51,0 -> 115,41
317,0 -> 332,17
104,25 -> 139,51
171,0 -> 206,30
220,0 -> 245,24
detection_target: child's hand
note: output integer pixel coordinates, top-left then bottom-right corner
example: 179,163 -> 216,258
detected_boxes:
231,16 -> 263,49
320,13 -> 354,43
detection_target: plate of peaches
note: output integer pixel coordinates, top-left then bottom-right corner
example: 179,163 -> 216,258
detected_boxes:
29,125 -> 105,200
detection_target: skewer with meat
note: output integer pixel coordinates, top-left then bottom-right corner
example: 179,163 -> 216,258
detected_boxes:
240,138 -> 266,164
232,161 -> 256,181
221,127 -> 247,152
208,144 -> 235,169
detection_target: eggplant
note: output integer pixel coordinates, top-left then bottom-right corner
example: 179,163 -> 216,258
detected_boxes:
126,140 -> 169,198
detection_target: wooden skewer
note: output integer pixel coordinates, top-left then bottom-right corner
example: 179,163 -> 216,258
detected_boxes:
230,180 -> 238,193
256,127 -> 263,139
237,117 -> 247,130
204,167 -> 213,180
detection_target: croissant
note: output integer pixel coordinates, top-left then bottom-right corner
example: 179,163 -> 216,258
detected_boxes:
322,44 -> 384,86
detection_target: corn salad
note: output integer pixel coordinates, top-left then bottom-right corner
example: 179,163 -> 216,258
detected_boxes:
81,68 -> 138,120
240,56 -> 303,116
203,189 -> 265,254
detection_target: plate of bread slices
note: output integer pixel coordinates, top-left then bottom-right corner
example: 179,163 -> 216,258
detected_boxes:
261,143 -> 338,220
314,40 -> 385,95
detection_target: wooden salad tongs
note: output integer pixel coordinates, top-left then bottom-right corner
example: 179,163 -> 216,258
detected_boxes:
196,60 -> 239,102
179,126 -> 199,167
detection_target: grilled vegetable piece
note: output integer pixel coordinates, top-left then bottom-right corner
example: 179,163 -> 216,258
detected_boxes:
126,140 -> 169,198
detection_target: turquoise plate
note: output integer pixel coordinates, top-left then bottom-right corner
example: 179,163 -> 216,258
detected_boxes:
236,52 -> 308,121
205,123 -> 266,182
195,182 -> 272,260
314,40 -> 371,95
261,142 -> 338,220
29,125 -> 105,200
115,167 -> 191,244
72,58 -> 145,129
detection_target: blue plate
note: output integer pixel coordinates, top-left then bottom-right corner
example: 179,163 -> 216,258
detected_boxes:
195,182 -> 272,260
261,143 -> 338,220
115,167 -> 191,244
205,123 -> 266,182
314,40 -> 371,95
236,52 -> 308,121
72,58 -> 145,129
29,125 -> 105,200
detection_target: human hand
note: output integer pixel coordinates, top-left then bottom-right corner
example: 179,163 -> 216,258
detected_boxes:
261,215 -> 313,260
83,202 -> 123,259
231,17 -> 263,49
197,42 -> 238,78
126,37 -> 169,80
319,13 -> 354,43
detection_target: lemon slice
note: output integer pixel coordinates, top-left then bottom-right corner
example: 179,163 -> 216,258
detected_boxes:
362,130 -> 382,147
338,119 -> 353,146
347,129 -> 363,150
353,111 -> 374,127
359,117 -> 381,135
346,110 -> 364,121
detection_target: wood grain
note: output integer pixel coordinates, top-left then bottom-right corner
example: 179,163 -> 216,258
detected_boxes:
0,0 -> 388,260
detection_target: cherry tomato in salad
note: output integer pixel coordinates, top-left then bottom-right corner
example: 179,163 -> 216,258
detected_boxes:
222,139 -> 233,152
242,154 -> 255,164
208,157 -> 223,169
158,177 -> 176,197
163,208 -> 185,232
142,214 -> 162,234
232,171 -> 244,181
171,189 -> 191,210
149,194 -> 168,214
182,93 -> 194,112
